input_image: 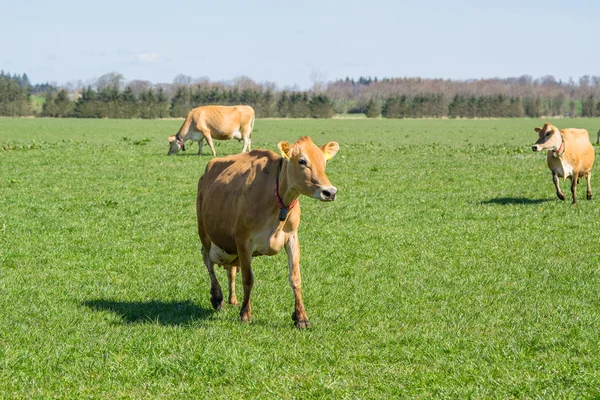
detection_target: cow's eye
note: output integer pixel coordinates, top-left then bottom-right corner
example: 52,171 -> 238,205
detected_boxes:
545,132 -> 551,136
298,159 -> 307,166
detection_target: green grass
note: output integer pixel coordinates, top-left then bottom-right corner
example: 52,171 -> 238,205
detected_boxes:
2,117 -> 600,398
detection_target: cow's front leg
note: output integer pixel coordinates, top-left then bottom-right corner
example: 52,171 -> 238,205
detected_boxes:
197,139 -> 204,155
586,172 -> 593,200
285,233 -> 310,329
236,247 -> 253,323
552,172 -> 565,200
201,130 -> 217,156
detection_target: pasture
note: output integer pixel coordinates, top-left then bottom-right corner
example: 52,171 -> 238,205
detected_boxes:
1,117 -> 600,398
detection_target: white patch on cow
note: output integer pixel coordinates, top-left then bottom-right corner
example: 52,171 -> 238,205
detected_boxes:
188,132 -> 202,142
561,160 -> 574,179
209,243 -> 237,265
549,153 -> 574,179
231,130 -> 242,140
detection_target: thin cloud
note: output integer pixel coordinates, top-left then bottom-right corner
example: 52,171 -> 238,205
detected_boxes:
136,53 -> 162,63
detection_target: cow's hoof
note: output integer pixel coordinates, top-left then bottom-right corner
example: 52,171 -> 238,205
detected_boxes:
229,298 -> 239,306
211,297 -> 224,310
294,319 -> 311,329
210,292 -> 224,310
587,194 -> 593,200
240,312 -> 252,323
557,193 -> 565,201
292,312 -> 311,329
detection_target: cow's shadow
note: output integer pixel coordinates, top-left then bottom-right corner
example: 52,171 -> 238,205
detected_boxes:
480,197 -> 554,205
82,299 -> 214,326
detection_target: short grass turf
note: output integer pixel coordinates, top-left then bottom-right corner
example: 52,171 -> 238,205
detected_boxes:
1,117 -> 600,398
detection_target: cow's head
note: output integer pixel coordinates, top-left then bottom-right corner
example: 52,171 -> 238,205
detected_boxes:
168,135 -> 185,155
532,122 -> 562,152
278,136 -> 339,201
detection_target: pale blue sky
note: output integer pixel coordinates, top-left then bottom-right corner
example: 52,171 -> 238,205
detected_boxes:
2,0 -> 599,88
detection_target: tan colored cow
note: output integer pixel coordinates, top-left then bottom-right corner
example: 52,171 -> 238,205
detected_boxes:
196,136 -> 339,328
532,122 -> 594,204
168,105 -> 255,156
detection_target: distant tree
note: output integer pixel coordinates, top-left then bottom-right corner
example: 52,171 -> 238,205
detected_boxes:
308,94 -> 334,118
41,91 -> 58,117
54,89 -> 73,117
120,86 -> 138,118
95,72 -> 124,90
581,95 -> 595,117
365,98 -> 381,118
173,74 -> 192,86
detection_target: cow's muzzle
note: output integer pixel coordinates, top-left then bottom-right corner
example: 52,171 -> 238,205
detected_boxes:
318,187 -> 337,201
532,145 -> 541,152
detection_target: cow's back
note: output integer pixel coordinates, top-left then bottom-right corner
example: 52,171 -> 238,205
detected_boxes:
197,105 -> 254,134
197,150 -> 279,251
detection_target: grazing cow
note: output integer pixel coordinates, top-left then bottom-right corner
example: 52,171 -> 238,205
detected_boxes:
196,136 -> 339,328
168,105 -> 255,156
531,122 -> 594,204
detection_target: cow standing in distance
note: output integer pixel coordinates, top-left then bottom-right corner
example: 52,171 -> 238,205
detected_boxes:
168,105 -> 255,156
531,122 -> 594,204
196,136 -> 339,328
596,128 -> 600,145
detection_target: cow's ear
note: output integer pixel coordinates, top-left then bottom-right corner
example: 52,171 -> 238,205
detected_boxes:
321,141 -> 339,161
534,127 -> 542,133
278,141 -> 292,159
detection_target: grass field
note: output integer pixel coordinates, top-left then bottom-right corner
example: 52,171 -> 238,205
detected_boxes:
1,117 -> 600,398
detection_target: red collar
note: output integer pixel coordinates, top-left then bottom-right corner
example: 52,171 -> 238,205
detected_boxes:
553,135 -> 565,157
275,158 -> 298,221
175,133 -> 185,149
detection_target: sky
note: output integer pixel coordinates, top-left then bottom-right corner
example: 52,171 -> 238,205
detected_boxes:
2,0 -> 599,89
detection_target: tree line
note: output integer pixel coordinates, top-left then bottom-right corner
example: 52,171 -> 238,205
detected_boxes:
4,70 -> 600,119
38,85 -> 335,119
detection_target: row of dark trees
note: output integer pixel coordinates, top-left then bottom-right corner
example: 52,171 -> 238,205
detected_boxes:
5,70 -> 600,118
362,93 -> 598,119
40,85 -> 334,119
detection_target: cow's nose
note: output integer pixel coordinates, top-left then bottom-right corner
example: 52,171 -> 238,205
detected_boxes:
321,187 -> 337,201
531,145 -> 538,152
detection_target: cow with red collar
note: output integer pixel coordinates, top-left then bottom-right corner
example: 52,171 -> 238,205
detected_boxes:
196,136 -> 339,328
532,122 -> 594,204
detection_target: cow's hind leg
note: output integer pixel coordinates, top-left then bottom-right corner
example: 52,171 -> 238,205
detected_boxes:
225,265 -> 239,305
197,139 -> 204,155
241,136 -> 250,153
236,246 -> 254,323
553,172 -> 565,201
587,172 -> 593,200
571,172 -> 579,205
201,247 -> 225,310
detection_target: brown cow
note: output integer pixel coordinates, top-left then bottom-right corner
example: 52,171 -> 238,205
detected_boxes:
532,122 -> 594,204
196,136 -> 339,328
168,105 -> 255,156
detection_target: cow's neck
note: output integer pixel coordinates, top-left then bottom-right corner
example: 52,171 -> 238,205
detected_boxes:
552,134 -> 565,158
277,158 -> 300,212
